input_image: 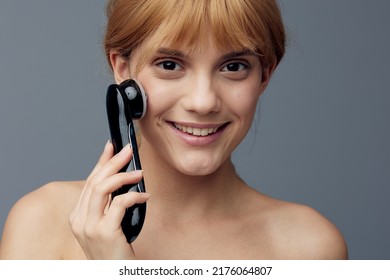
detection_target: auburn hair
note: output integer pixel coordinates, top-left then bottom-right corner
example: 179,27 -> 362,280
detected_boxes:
104,0 -> 286,71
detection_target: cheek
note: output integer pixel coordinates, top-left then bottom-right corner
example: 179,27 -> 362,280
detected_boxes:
227,83 -> 260,122
136,74 -> 179,117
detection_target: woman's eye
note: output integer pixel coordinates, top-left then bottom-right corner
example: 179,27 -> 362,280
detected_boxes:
157,61 -> 182,71
221,62 -> 248,72
220,62 -> 250,80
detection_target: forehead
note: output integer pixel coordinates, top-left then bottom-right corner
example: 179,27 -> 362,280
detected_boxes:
155,34 -> 255,56
138,22 -> 257,61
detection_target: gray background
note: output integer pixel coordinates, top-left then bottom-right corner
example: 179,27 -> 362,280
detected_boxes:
0,0 -> 389,259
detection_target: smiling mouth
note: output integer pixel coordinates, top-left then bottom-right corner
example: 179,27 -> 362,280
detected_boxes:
172,123 -> 227,137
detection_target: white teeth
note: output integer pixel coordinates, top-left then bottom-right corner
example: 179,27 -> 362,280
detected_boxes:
174,124 -> 218,137
193,128 -> 201,136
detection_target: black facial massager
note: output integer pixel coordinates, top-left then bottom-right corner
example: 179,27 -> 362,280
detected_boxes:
106,79 -> 147,243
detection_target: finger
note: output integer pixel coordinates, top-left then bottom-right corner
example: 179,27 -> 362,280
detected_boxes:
104,192 -> 150,230
89,140 -> 115,179
76,143 -> 128,218
87,171 -> 144,224
73,141 -> 114,218
89,144 -> 133,186
71,144 -> 132,225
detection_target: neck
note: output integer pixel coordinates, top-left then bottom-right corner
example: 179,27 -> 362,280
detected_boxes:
138,140 -> 244,222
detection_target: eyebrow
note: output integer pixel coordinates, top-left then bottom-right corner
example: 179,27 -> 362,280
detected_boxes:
156,48 -> 259,59
156,48 -> 185,57
221,49 -> 260,60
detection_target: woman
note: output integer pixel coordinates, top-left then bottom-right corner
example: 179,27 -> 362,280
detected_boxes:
0,0 -> 347,259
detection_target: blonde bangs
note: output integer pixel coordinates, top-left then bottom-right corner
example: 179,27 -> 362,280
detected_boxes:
105,0 -> 285,72
136,0 -> 274,71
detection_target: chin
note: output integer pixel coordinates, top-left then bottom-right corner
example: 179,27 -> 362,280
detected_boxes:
179,168 -> 215,177
174,157 -> 223,177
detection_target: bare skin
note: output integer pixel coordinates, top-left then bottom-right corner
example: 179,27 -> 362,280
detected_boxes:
0,143 -> 347,260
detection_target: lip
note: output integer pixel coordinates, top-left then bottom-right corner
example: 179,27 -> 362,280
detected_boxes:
168,121 -> 229,146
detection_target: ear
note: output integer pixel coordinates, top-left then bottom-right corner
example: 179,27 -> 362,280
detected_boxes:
109,50 -> 131,84
259,62 -> 277,94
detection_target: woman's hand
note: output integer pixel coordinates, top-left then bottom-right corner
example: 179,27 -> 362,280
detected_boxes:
69,141 -> 149,259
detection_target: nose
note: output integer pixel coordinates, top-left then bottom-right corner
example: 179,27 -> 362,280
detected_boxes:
181,75 -> 221,115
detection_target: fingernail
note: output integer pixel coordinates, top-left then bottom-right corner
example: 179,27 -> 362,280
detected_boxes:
133,170 -> 143,176
104,139 -> 112,150
120,144 -> 131,156
143,193 -> 151,199
140,192 -> 150,199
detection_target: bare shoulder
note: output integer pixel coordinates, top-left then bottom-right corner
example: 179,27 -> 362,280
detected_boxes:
0,181 -> 84,259
243,190 -> 348,259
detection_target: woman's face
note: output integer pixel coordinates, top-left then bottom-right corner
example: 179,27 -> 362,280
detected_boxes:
112,35 -> 272,176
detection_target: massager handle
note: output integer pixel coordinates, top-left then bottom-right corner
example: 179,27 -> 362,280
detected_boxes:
106,84 -> 146,243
